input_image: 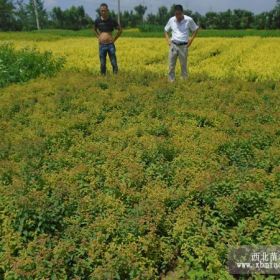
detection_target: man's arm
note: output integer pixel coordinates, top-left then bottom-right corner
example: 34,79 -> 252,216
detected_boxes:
93,25 -> 100,38
187,27 -> 199,48
164,19 -> 171,46
187,19 -> 200,48
113,25 -> 122,43
164,31 -> 171,46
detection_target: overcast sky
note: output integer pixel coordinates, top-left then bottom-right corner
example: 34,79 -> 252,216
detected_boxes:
43,0 -> 276,17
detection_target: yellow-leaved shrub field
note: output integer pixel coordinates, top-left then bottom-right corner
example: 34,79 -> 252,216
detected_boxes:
0,35 -> 280,279
11,37 -> 280,81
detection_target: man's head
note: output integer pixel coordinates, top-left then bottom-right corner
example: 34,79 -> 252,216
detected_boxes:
100,3 -> 109,19
174,5 -> 184,21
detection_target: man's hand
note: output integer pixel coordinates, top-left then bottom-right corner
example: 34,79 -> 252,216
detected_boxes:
93,27 -> 100,39
187,28 -> 200,48
113,27 -> 122,43
187,39 -> 193,48
164,32 -> 171,47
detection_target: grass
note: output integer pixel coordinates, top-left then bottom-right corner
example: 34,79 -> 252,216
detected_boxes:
139,24 -> 280,37
197,29 -> 280,37
0,28 -> 280,41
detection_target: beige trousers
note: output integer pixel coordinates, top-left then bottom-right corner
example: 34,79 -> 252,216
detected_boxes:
168,42 -> 188,81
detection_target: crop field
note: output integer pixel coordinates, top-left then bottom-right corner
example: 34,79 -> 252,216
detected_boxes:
0,33 -> 280,279
2,37 -> 279,82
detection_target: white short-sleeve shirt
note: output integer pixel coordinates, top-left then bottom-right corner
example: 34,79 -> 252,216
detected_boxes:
164,15 -> 199,43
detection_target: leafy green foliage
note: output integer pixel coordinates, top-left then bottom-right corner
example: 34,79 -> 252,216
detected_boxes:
0,43 -> 65,87
217,140 -> 255,169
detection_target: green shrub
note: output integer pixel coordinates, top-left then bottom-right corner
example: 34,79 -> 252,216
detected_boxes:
217,140 -> 255,169
0,43 -> 65,87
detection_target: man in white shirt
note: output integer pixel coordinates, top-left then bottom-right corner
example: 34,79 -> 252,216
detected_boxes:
164,5 -> 199,82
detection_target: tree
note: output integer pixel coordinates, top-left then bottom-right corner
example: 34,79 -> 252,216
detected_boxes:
156,6 -> 169,25
134,4 -> 147,23
3,2 -> 280,31
271,0 -> 280,28
15,0 -> 47,30
218,10 -> 232,29
14,0 -> 28,30
146,13 -> 157,25
50,5 -> 93,30
50,6 -> 64,28
0,0 -> 16,30
32,0 -> 40,29
253,13 -> 264,29
120,10 -> 133,27
205,12 -> 219,29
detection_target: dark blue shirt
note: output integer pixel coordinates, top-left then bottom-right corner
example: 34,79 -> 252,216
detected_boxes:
94,17 -> 119,32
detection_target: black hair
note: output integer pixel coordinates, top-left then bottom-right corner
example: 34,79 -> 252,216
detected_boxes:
174,5 -> 183,12
100,3 -> 108,9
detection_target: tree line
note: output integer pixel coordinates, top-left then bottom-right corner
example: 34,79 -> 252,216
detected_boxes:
1,0 -> 280,31
0,0 -> 93,31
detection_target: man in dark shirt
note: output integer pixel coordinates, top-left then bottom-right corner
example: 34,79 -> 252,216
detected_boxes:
94,3 -> 122,75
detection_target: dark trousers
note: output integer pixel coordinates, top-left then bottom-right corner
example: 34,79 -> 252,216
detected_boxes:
99,43 -> 118,75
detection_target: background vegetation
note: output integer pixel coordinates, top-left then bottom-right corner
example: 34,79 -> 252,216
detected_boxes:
0,0 -> 280,31
2,28 -> 280,41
